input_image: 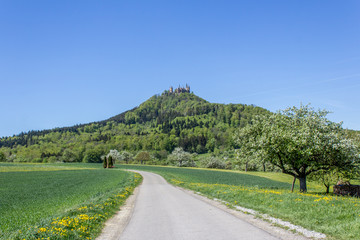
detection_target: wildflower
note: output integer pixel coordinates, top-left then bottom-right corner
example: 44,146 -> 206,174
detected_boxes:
38,228 -> 47,233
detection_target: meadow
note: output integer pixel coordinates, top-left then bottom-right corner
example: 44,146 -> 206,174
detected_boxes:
0,163 -> 142,240
119,164 -> 360,240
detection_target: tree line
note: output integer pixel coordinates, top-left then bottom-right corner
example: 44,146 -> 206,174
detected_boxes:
0,92 -> 359,193
0,92 -> 268,161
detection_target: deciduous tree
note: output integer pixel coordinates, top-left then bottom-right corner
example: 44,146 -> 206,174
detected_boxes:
0,151 -> 5,162
168,147 -> 194,167
234,104 -> 360,192
119,150 -> 133,164
135,151 -> 150,164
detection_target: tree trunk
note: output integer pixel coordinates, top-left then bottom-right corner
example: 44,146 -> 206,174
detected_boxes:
262,163 -> 266,172
291,176 -> 296,192
325,183 -> 330,194
299,176 -> 307,192
245,162 -> 248,172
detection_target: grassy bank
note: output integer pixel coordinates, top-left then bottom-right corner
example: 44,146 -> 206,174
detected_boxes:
0,163 -> 142,240
119,164 -> 360,240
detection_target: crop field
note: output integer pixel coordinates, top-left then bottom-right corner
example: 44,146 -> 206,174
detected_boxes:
0,163 -> 142,240
118,164 -> 295,188
119,164 -> 360,240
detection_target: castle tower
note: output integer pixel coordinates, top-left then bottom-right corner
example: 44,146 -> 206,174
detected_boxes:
169,86 -> 173,93
186,84 -> 190,92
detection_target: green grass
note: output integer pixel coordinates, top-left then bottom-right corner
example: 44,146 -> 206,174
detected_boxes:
240,171 -> 325,192
119,164 -> 360,240
0,163 -> 142,240
118,164 -> 292,189
0,162 -> 99,172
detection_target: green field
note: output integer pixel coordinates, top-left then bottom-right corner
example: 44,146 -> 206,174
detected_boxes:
3,163 -> 360,239
119,164 -> 293,188
0,163 -> 142,240
119,164 -> 360,240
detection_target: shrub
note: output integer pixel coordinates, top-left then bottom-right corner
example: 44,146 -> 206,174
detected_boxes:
47,156 -> 58,163
179,160 -> 196,167
83,149 -> 103,163
135,151 -> 150,164
61,149 -> 79,163
0,152 -> 5,162
31,158 -> 42,163
206,157 -> 226,169
168,147 -> 194,167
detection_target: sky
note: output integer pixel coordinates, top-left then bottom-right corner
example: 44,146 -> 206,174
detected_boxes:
0,0 -> 359,137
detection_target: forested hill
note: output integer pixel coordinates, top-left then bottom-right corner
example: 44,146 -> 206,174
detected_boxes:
0,90 -> 269,163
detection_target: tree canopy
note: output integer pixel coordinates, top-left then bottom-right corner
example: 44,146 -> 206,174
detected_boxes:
135,151 -> 151,164
0,91 -> 269,163
234,104 -> 360,192
168,147 -> 194,167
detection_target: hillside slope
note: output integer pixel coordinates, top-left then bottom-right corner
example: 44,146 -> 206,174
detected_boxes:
0,90 -> 269,163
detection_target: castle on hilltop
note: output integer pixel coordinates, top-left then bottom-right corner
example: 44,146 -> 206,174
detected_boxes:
169,84 -> 190,94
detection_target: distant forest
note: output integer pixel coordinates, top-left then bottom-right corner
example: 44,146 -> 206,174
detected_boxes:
0,91 -> 359,167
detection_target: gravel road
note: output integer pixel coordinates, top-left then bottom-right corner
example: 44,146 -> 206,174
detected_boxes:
118,170 -> 280,240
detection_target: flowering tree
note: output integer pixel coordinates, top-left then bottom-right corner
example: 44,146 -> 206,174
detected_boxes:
103,149 -> 121,168
118,150 -> 133,164
234,104 -> 360,192
107,149 -> 121,162
168,147 -> 194,167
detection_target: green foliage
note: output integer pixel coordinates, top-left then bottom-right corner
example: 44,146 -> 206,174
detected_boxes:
83,149 -> 103,163
308,167 -> 359,193
61,149 -> 78,162
0,151 -> 5,162
168,147 -> 195,167
205,156 -> 226,169
234,104 -> 360,192
106,149 -> 121,162
118,150 -> 134,164
108,155 -> 114,168
135,151 -> 150,164
308,169 -> 341,193
0,92 -> 270,164
103,156 -> 107,168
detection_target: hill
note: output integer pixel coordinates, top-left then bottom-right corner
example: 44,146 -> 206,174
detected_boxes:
0,89 -> 270,163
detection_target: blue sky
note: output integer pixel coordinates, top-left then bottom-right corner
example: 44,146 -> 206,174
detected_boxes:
1,1 -> 359,137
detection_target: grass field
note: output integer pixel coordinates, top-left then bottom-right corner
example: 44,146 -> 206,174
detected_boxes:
0,163 -> 142,240
119,164 -> 360,240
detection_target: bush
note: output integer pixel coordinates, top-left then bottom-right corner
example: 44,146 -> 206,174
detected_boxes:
83,149 -> 103,163
206,157 -> 226,169
179,160 -> 196,167
135,151 -> 150,164
47,156 -> 58,163
0,152 -> 5,162
13,156 -> 29,163
31,158 -> 43,163
61,149 -> 79,163
225,161 -> 233,170
168,147 -> 195,167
